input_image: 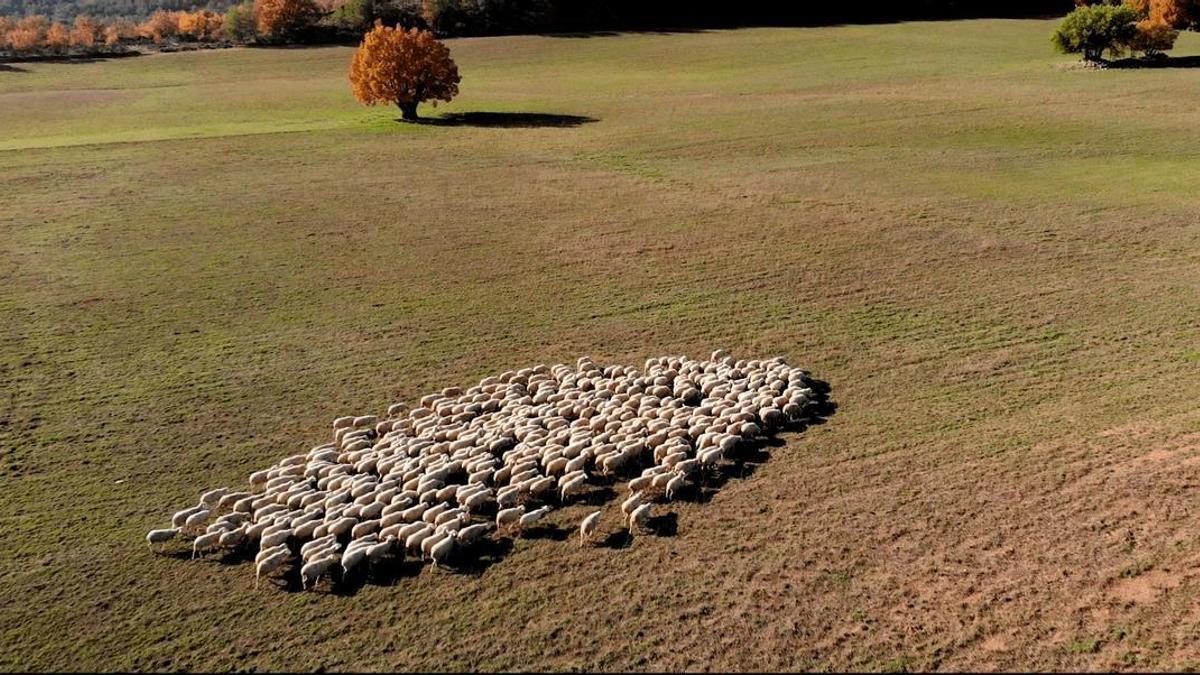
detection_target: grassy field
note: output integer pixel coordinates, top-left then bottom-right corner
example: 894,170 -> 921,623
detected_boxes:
3,18 -> 1200,671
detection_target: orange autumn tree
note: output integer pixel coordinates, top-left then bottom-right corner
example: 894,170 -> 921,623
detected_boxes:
45,21 -> 71,52
1136,0 -> 1198,27
254,0 -> 319,42
349,24 -> 460,121
70,15 -> 100,49
178,10 -> 224,41
6,16 -> 48,52
140,10 -> 180,43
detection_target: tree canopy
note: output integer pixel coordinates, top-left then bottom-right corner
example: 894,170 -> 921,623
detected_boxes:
349,23 -> 460,120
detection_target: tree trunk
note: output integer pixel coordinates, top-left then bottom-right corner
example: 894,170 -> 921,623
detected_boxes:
398,101 -> 419,121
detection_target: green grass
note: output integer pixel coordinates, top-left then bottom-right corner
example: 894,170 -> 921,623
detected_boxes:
3,19 -> 1200,672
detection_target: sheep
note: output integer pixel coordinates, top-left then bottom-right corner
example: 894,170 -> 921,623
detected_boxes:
145,528 -> 179,551
456,523 -> 492,547
620,492 -> 645,520
199,487 -> 229,508
420,531 -> 451,561
260,529 -> 290,549
255,550 -> 292,589
154,352 -> 819,585
171,506 -> 205,528
341,545 -> 368,577
579,511 -> 601,547
516,505 -> 552,534
496,506 -> 524,532
182,509 -> 213,531
365,539 -> 395,564
218,526 -> 247,549
628,503 -> 652,533
300,556 -> 338,590
191,532 -> 222,559
405,525 -> 435,557
430,532 -> 456,568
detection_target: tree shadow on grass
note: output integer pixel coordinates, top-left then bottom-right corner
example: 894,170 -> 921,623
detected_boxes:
408,111 -> 598,128
0,63 -> 28,73
1108,55 -> 1200,69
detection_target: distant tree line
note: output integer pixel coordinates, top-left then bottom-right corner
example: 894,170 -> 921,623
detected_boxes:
1,0 -> 1089,58
1,0 -> 1080,31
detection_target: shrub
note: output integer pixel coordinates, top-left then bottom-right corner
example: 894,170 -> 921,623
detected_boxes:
1129,17 -> 1178,55
1052,3 -> 1140,61
349,23 -> 460,120
223,2 -> 258,41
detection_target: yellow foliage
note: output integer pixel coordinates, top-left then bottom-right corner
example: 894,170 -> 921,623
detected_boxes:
139,11 -> 180,43
349,24 -> 461,120
254,0 -> 319,40
178,11 -> 225,41
71,15 -> 99,48
45,22 -> 71,49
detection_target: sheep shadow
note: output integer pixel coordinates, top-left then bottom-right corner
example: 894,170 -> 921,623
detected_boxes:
572,485 -> 616,506
444,537 -> 514,576
409,112 -> 598,128
519,523 -> 571,541
600,529 -> 634,549
645,512 -> 678,537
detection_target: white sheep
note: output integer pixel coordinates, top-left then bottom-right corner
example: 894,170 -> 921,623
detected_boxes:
516,505 -> 552,533
156,352 -> 819,586
579,511 -> 601,547
254,549 -> 292,589
301,556 -> 338,590
191,532 -> 221,559
496,506 -> 524,531
430,532 -> 456,568
145,528 -> 179,551
628,503 -> 652,533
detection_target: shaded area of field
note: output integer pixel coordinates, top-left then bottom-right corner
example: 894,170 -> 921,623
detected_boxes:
2,19 -> 1200,672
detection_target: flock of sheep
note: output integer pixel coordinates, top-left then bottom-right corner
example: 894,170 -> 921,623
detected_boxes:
147,351 -> 819,590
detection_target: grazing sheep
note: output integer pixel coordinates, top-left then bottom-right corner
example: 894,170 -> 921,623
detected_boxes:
155,352 -> 820,587
628,503 -> 653,533
516,506 -> 552,534
664,473 -> 688,501
341,545 -> 368,577
171,506 -> 204,528
579,511 -> 601,547
191,532 -> 222,559
145,528 -> 179,551
199,488 -> 229,508
496,506 -> 524,531
430,533 -> 456,568
456,523 -> 492,547
300,556 -> 338,590
183,509 -> 212,531
255,550 -> 291,589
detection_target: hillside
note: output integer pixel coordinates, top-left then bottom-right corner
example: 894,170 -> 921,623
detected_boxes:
3,20 -> 1200,671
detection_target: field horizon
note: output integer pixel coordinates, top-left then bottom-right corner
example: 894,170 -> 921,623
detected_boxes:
3,18 -> 1200,671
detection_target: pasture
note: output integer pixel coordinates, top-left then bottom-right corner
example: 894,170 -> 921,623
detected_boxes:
2,18 -> 1200,671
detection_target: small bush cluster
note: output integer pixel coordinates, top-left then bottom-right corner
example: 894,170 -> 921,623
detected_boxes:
1053,0 -> 1197,62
